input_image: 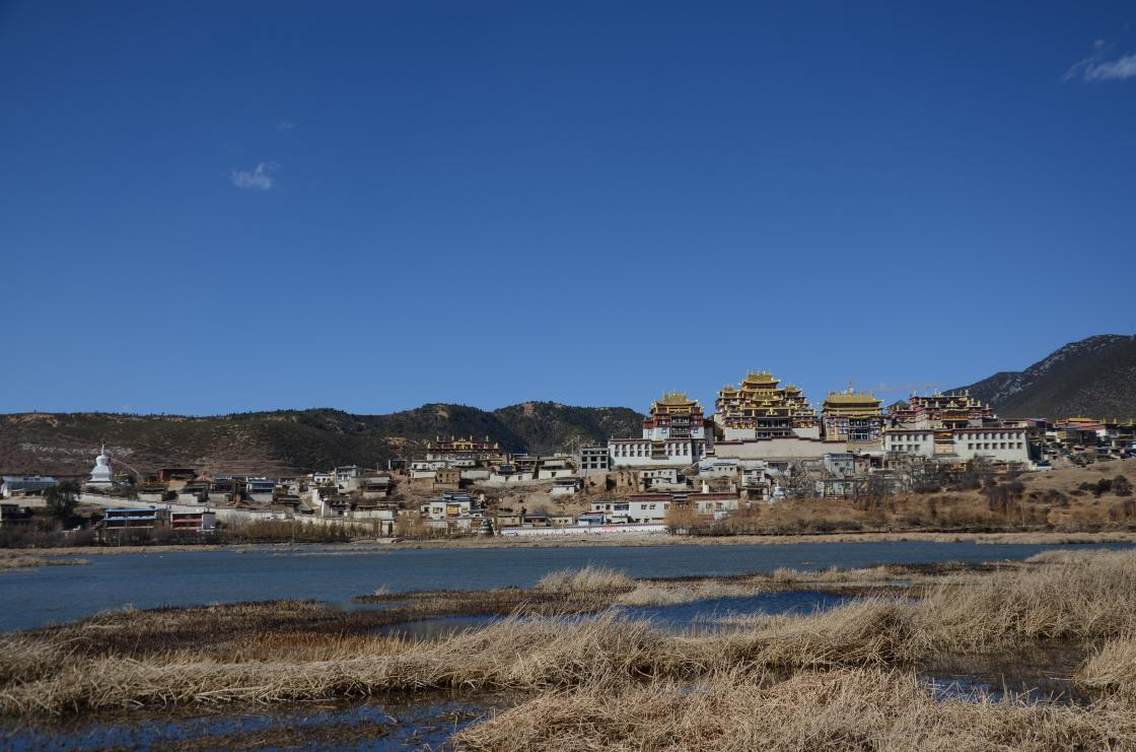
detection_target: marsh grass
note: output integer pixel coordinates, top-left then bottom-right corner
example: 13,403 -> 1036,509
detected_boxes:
1077,638 -> 1136,696
533,565 -> 636,593
454,668 -> 1136,752
0,556 -> 88,571
9,551 -> 1136,724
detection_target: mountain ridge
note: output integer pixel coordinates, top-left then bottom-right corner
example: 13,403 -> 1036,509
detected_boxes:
0,402 -> 644,477
956,334 -> 1136,420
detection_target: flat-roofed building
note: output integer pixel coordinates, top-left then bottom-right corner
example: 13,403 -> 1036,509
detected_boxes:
1,475 -> 58,498
578,446 -> 610,474
883,426 -> 1030,464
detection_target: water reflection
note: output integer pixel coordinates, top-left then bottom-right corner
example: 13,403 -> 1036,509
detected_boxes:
0,695 -> 499,752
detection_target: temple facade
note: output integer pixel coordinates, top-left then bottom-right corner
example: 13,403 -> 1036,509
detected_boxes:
714,371 -> 819,441
424,436 -> 504,464
609,392 -> 709,468
882,391 -> 1030,465
886,391 -> 994,430
821,390 -> 883,444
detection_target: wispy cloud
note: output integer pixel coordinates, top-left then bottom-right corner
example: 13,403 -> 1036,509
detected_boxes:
277,121 -> 297,131
1065,40 -> 1136,81
230,162 -> 279,191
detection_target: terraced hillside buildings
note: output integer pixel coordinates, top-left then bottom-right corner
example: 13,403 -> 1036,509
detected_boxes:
610,370 -> 1031,468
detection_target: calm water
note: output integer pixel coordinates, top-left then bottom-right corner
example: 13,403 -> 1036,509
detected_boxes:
378,589 -> 854,641
0,541 -> 1127,632
1,695 -> 499,752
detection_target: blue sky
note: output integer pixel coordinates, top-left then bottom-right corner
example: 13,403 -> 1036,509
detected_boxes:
2,1 -> 1134,416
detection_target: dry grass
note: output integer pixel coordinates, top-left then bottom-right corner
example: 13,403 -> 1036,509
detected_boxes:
534,565 -> 635,593
0,614 -> 699,715
9,550 -> 1136,721
455,668 -> 1136,752
922,549 -> 1136,649
1077,638 -> 1136,695
614,581 -> 760,606
0,556 -> 88,571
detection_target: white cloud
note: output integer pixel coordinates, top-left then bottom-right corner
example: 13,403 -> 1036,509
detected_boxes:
1066,41 -> 1136,81
277,121 -> 297,131
230,162 -> 279,191
1083,53 -> 1136,80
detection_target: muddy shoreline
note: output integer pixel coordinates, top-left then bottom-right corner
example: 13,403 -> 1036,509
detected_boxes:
5,529 -> 1136,558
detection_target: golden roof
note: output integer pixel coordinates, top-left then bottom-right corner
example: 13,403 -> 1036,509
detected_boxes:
823,390 -> 881,406
657,391 -> 694,405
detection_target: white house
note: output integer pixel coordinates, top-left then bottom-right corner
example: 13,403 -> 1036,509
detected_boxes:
883,426 -> 1030,464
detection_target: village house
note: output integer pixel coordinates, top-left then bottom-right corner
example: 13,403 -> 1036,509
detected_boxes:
536,457 -> 576,480
550,477 -> 582,496
420,492 -> 478,521
578,445 -> 610,474
0,475 -> 58,498
0,503 -> 34,527
493,509 -> 522,528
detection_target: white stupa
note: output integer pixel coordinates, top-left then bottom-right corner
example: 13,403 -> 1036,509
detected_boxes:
88,444 -> 114,488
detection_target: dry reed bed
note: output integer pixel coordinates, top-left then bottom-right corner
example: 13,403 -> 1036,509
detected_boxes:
0,556 -> 88,571
7,551 -> 1136,717
455,669 -> 1136,752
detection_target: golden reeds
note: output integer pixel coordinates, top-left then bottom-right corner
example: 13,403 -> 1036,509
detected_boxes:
9,550 -> 1136,721
455,668 -> 1136,752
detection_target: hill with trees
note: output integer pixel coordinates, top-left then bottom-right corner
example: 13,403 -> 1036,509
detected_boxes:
0,403 -> 643,477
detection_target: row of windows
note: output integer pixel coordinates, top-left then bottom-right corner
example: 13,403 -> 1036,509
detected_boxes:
610,443 -> 691,457
890,442 -> 1024,454
964,431 -> 1022,441
889,431 -> 1023,444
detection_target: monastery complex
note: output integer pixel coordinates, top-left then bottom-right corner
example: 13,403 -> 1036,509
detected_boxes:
607,369 -> 1030,468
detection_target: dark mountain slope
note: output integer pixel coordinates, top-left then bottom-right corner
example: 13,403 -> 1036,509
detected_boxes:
956,335 -> 1136,419
0,403 -> 643,476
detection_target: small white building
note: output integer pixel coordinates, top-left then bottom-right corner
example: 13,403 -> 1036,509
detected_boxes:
589,497 -> 672,524
537,458 -> 576,480
697,458 -> 740,477
578,446 -> 610,475
550,477 -> 582,496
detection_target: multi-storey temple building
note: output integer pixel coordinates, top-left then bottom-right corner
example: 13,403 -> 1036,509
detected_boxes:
821,389 -> 884,444
714,371 -> 819,441
424,436 -> 504,464
886,391 -> 994,430
609,392 -> 710,468
882,391 -> 1030,465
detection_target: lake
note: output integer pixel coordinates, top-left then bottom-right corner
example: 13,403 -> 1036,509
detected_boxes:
0,540 -> 1127,632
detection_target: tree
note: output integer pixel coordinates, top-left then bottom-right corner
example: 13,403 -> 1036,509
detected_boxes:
44,480 -> 80,521
1114,476 -> 1132,497
783,460 -> 818,499
664,503 -> 699,534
